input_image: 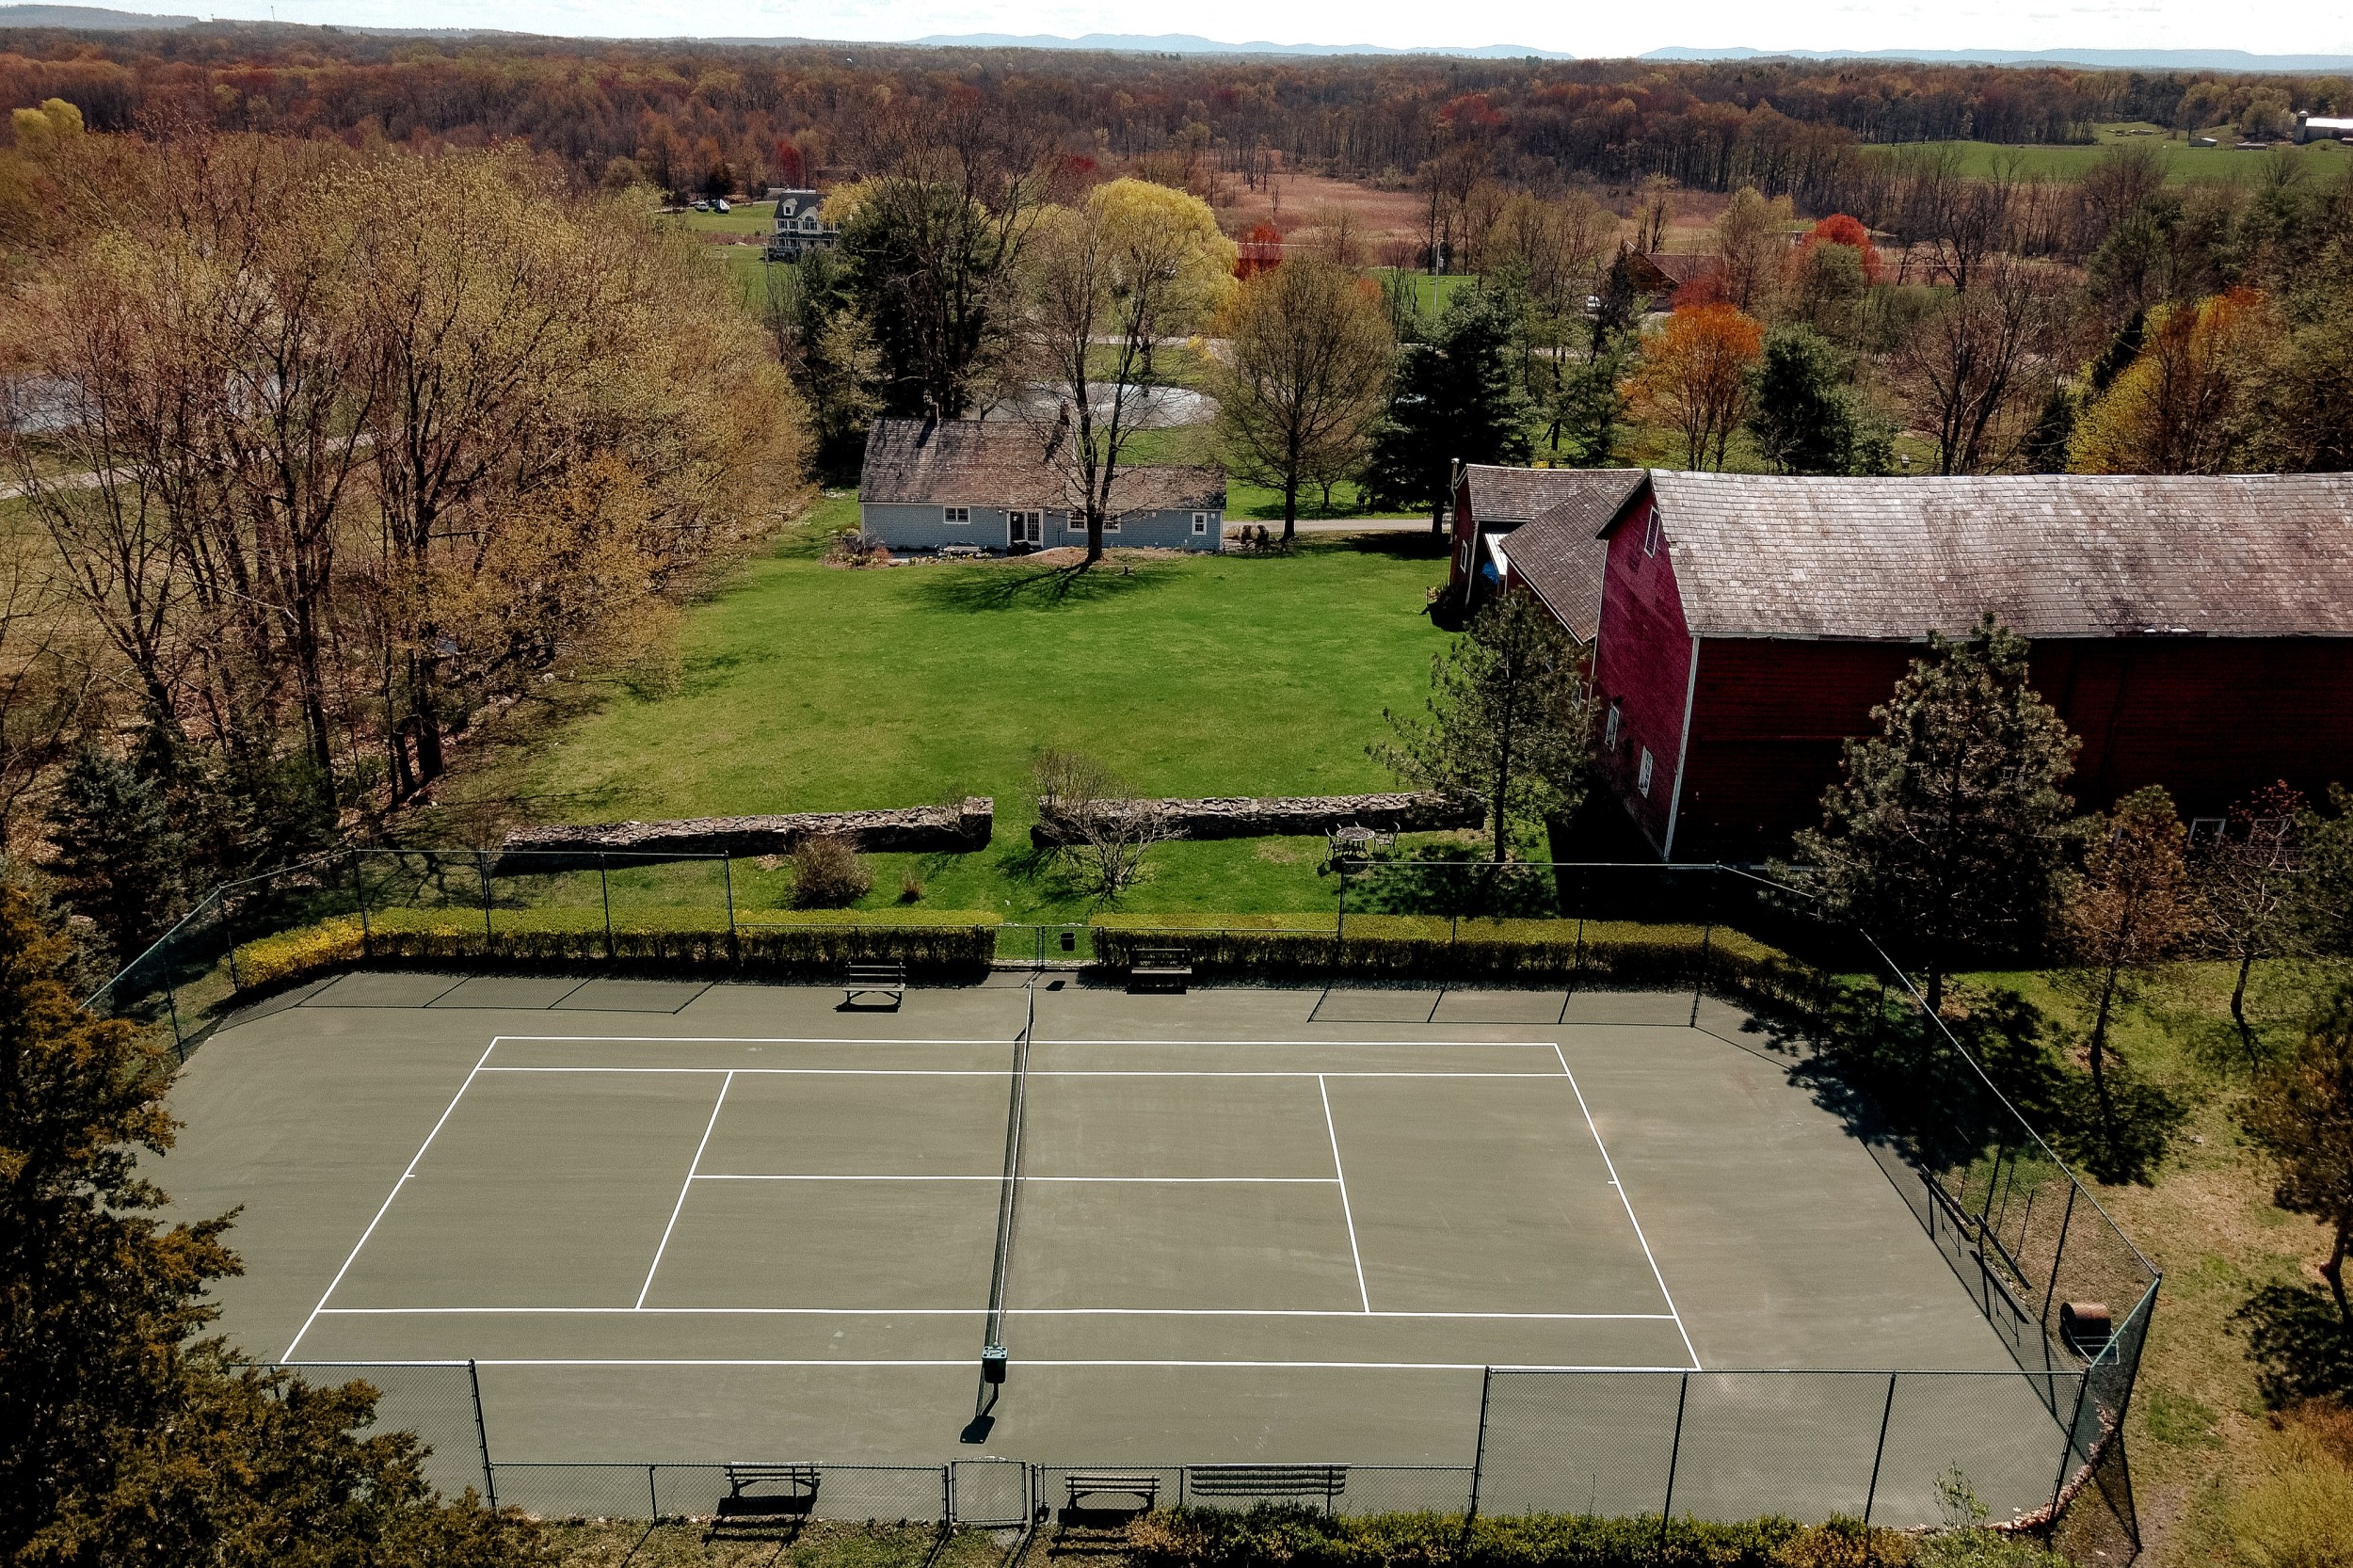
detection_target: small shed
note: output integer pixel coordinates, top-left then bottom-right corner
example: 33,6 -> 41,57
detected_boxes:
857,419 -> 1225,553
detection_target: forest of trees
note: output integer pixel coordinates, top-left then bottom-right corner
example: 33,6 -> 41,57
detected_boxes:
0,24 -> 2348,208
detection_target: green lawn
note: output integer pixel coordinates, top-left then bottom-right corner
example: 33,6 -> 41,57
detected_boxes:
662,199 -> 776,237
1863,122 -> 2349,184
471,497 -> 1455,920
1374,267 -> 1484,317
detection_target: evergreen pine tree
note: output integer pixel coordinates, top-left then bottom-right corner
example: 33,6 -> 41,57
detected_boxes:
44,745 -> 184,966
1365,287 -> 1533,530
1789,615 -> 2079,1014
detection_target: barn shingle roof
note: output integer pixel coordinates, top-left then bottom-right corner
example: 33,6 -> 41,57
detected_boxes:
859,418 -> 1225,513
1622,472 -> 2353,640
1489,470 -> 1646,641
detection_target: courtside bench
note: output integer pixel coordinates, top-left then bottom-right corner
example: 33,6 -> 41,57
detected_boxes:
1183,1464 -> 1347,1511
841,963 -> 905,1009
707,1463 -> 820,1535
1127,947 -> 1193,994
1056,1471 -> 1161,1535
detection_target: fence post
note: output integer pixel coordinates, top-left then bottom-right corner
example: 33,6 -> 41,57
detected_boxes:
2047,1370 -> 2094,1524
722,855 -> 739,964
351,850 -> 373,960
467,1359 -> 497,1511
1689,923 -> 1712,1026
1465,1366 -> 1494,1539
222,892 -> 242,993
1863,1371 -> 1897,1524
648,1464 -> 659,1521
599,855 -> 615,960
477,850 -> 494,955
2039,1182 -> 2079,1331
943,1463 -> 953,1524
1658,1370 -> 1689,1555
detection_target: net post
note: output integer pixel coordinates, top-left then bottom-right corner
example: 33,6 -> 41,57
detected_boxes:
467,1358 -> 496,1510
1864,1370 -> 1897,1524
1658,1370 -> 1689,1553
600,855 -> 615,960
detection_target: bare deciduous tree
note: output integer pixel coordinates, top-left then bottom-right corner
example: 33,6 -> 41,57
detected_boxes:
1894,256 -> 2071,474
1033,748 -> 1176,901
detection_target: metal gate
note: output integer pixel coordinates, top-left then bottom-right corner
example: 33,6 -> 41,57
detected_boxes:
950,1458 -> 1033,1527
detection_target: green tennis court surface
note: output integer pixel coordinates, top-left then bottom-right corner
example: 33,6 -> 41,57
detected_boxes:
160,977 -> 2025,1469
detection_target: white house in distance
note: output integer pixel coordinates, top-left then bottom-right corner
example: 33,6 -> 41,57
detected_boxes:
766,188 -> 839,260
856,418 -> 1226,553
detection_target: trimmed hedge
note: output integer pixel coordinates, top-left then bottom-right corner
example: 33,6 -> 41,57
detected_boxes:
233,906 -> 1000,990
1091,914 -> 1826,999
1124,1506 -> 1952,1568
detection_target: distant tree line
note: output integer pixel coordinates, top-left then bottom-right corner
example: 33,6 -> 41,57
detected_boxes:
1,28 -> 2349,205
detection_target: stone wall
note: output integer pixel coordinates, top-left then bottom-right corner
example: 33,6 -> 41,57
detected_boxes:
499,798 -> 994,869
1031,791 -> 1481,847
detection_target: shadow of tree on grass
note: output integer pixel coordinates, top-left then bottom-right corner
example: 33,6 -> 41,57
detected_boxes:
909,562 -> 1170,614
2237,1281 -> 2353,1406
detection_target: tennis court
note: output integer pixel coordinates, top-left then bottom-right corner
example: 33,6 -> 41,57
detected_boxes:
160,973 -> 2039,1481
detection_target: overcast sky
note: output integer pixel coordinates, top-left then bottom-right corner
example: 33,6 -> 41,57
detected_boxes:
184,0 -> 2353,58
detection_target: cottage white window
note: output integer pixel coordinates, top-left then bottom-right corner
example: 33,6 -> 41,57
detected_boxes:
1604,701 -> 1622,752
1102,516 -> 1121,534
803,215 -> 819,231
943,506 -> 970,525
1642,506 -> 1663,557
1192,512 -> 1210,535
1637,746 -> 1655,797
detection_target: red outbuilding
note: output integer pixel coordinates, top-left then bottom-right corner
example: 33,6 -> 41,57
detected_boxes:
1571,472 -> 2353,860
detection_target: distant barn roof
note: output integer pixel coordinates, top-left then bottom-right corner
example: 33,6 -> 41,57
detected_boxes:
859,418 -> 1225,513
1462,464 -> 1642,525
1484,470 -> 1646,641
1613,472 -> 2353,641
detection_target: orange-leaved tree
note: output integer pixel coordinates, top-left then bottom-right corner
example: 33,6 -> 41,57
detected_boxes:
1631,303 -> 1763,471
1800,214 -> 1882,282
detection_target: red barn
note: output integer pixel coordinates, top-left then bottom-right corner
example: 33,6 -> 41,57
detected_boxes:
1579,472 -> 2353,860
1447,465 -> 1644,639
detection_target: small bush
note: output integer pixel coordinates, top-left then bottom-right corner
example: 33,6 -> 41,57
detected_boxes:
791,835 -> 872,908
2224,1462 -> 2353,1568
900,873 -> 925,904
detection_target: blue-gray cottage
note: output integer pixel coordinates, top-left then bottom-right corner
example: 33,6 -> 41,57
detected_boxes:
856,418 -> 1225,553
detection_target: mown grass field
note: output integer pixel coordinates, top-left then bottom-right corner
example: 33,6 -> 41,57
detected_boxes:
1862,122 -> 2350,184
457,496 -> 1455,920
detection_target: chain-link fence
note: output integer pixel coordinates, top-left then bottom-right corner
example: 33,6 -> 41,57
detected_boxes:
262,1361 -> 491,1502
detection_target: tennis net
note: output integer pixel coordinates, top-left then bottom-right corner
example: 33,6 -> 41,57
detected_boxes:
982,980 -> 1035,1358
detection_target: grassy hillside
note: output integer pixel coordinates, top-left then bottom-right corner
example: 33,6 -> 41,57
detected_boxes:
1864,122 -> 2350,183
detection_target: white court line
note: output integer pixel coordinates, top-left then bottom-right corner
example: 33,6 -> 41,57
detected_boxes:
1556,1043 -> 1701,1370
484,1034 -> 1567,1048
372,1358 -> 1693,1370
315,1305 -> 1678,1319
1319,1075 -> 1372,1314
483,1066 -> 1570,1077
690,1174 -> 1339,1184
634,1071 -> 734,1309
280,1037 -> 505,1360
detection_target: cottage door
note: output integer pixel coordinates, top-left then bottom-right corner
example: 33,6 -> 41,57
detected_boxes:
1008,510 -> 1043,549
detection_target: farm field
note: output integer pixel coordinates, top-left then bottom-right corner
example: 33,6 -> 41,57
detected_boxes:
1864,122 -> 2350,183
453,496 -> 1456,920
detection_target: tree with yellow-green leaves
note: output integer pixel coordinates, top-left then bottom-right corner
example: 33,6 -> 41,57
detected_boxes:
1018,178 -> 1236,564
2069,288 -> 2279,473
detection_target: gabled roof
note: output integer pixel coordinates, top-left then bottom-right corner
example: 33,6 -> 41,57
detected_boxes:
1459,464 -> 1644,527
1490,471 -> 1646,642
859,418 -> 1226,513
1607,472 -> 2353,641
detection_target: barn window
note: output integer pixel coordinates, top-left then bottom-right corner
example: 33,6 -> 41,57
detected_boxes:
1637,746 -> 1655,797
1642,507 -> 1662,557
1604,701 -> 1622,752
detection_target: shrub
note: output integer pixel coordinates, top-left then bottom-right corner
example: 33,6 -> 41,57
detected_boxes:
2223,1464 -> 2353,1568
790,834 -> 872,908
1124,1505 -> 1884,1568
228,904 -> 1000,994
